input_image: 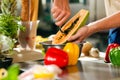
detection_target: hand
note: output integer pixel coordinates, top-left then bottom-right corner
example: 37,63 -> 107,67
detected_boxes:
51,0 -> 71,26
68,26 -> 90,43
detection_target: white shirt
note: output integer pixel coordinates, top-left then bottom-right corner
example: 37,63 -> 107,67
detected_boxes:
104,0 -> 120,16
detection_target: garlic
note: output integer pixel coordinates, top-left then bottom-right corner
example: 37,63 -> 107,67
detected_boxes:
89,47 -> 99,58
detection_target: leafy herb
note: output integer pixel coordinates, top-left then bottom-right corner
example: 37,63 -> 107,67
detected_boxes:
0,14 -> 25,39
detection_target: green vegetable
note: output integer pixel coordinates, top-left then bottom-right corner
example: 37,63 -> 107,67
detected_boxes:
0,34 -> 14,52
0,14 -> 25,39
110,47 -> 120,66
2,64 -> 20,80
0,0 -> 25,53
105,43 -> 120,63
0,14 -> 25,53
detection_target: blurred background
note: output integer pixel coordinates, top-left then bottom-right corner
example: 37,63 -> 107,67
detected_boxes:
0,0 -> 108,52
37,0 -> 108,52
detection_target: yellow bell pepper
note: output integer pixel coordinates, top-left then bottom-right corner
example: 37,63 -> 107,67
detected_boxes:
63,42 -> 80,65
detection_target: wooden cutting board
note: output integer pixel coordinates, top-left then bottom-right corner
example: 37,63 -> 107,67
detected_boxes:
9,49 -> 44,63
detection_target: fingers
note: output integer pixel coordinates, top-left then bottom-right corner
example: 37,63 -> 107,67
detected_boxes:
68,28 -> 86,43
52,7 -> 61,19
73,37 -> 84,43
53,11 -> 61,19
68,30 -> 81,41
68,34 -> 80,42
55,12 -> 70,26
51,1 -> 71,26
55,11 -> 66,21
51,7 -> 70,26
68,35 -> 84,43
51,6 -> 56,13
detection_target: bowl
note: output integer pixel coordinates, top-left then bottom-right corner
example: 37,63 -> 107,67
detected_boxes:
0,57 -> 13,69
39,41 -> 84,57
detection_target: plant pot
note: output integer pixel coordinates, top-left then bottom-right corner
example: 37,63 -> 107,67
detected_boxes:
0,57 -> 13,69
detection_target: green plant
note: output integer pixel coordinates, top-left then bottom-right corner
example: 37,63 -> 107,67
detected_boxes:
0,0 -> 24,68
0,14 -> 24,38
1,0 -> 17,16
0,14 -> 24,57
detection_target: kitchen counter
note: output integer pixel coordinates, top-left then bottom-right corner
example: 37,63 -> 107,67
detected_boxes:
18,52 -> 120,80
75,59 -> 120,80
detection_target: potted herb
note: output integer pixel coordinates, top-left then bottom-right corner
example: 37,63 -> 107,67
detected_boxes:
0,0 -> 25,68
0,14 -> 24,68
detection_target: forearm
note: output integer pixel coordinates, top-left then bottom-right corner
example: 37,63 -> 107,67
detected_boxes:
53,0 -> 70,11
53,0 -> 69,5
87,11 -> 120,35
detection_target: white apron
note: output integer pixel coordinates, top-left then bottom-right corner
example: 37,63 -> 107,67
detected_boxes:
104,0 -> 120,44
104,0 -> 120,16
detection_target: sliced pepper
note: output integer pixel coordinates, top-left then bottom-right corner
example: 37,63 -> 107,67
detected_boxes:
109,47 -> 120,66
105,43 -> 120,63
63,42 -> 80,65
44,47 -> 68,68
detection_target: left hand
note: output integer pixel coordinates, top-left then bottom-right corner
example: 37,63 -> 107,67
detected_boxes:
68,26 -> 90,43
51,0 -> 71,26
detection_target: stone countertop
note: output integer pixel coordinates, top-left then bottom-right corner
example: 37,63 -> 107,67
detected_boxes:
17,52 -> 120,80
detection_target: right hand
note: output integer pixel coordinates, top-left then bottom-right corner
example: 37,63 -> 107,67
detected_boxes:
51,0 -> 71,26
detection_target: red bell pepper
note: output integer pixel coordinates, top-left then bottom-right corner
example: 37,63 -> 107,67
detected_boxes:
105,43 -> 120,63
44,47 -> 68,68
